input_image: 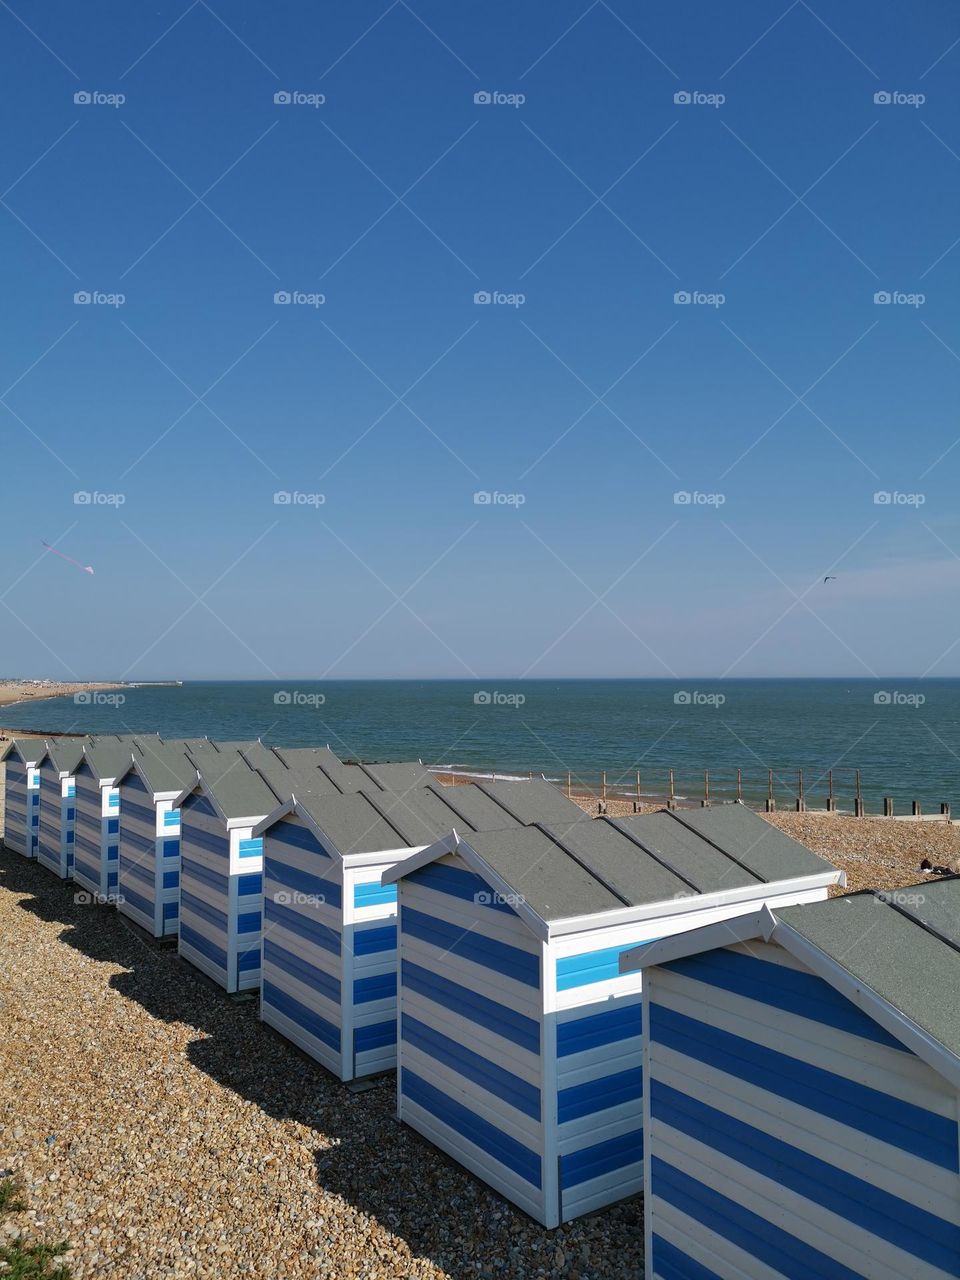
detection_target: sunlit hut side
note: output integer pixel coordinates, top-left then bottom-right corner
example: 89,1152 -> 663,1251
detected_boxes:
383,804 -> 844,1229
621,879 -> 960,1280
37,737 -> 92,879
251,777 -> 589,1083
72,736 -> 156,903
0,737 -> 47,858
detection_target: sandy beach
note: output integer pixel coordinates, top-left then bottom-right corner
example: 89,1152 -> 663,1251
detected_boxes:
0,679 -> 127,714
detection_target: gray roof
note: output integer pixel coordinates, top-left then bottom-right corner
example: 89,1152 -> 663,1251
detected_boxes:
130,740 -> 204,795
44,737 -> 91,775
187,747 -> 281,820
673,804 -> 834,881
2,737 -> 50,765
470,779 -> 589,826
80,736 -> 151,783
777,881 -> 960,1062
358,761 -> 432,791
273,746 -> 343,772
454,806 -> 838,923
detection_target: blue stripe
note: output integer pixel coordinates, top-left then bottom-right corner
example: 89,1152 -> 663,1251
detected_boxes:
107,818 -> 119,834
650,1003 -> 960,1173
664,949 -> 907,1051
353,922 -> 396,955
119,854 -> 153,886
402,1068 -> 541,1188
181,821 -> 229,857
163,839 -> 180,858
651,1236 -> 725,1280
162,870 -> 179,889
403,907 -> 539,988
120,882 -> 154,919
354,971 -> 396,1004
263,938 -> 340,1005
238,947 -> 260,973
264,897 -> 340,956
557,941 -> 648,991
654,1080 -> 960,1272
557,1003 -> 642,1057
162,901 -> 178,922
403,1014 -> 540,1120
237,872 -> 261,896
560,1128 -> 643,1189
238,837 -> 262,860
121,798 -> 155,823
122,828 -> 154,854
266,821 -> 329,855
354,881 -> 397,909
402,960 -> 540,1054
180,922 -> 227,972
181,888 -> 228,932
107,792 -> 119,809
355,1020 -> 396,1053
653,1158 -> 865,1280
180,855 -> 229,897
265,857 -> 342,909
263,980 -> 340,1051
163,809 -> 180,828
407,862 -> 519,915
237,910 -> 261,934
558,1067 -> 643,1125
183,792 -> 217,818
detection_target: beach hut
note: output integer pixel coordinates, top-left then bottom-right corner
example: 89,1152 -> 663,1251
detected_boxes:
72,736 -> 153,902
622,878 -> 960,1280
36,738 -> 90,879
0,738 -> 46,858
384,804 -> 843,1227
251,778 -> 589,1082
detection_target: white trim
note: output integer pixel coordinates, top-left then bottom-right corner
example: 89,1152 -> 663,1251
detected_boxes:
642,977 -> 654,1280
381,830 -> 460,882
619,910 -> 768,973
251,796 -> 296,836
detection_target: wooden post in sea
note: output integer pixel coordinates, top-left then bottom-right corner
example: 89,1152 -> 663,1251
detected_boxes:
736,768 -> 742,804
913,800 -> 922,817
766,768 -> 775,812
702,770 -> 709,807
567,771 -> 572,798
826,769 -> 836,812
601,771 -> 607,801
942,802 -> 951,820
884,796 -> 894,817
855,769 -> 864,818
796,768 -> 805,813
634,770 -> 641,813
668,769 -> 676,810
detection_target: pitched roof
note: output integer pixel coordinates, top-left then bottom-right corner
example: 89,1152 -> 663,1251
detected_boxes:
186,747 -> 282,820
44,737 -> 91,775
671,804 -> 835,881
358,761 -> 432,791
469,778 -> 589,826
1,737 -> 50,765
80,736 -> 150,782
273,746 -> 343,772
130,740 -> 204,795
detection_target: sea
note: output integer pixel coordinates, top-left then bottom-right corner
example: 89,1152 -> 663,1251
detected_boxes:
4,678 -> 957,813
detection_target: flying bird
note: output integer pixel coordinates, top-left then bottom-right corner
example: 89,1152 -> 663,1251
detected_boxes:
41,541 -> 94,574
823,575 -> 837,583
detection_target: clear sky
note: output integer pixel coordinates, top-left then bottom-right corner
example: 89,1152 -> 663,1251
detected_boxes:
3,1 -> 960,680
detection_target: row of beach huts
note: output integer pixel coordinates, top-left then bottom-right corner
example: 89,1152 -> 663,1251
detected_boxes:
3,732 -> 959,1278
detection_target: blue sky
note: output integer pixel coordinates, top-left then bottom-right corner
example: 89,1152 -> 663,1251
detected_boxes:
3,1 -> 960,679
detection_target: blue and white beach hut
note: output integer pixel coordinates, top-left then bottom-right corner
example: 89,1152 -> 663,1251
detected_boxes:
385,805 -> 843,1227
72,736 -> 152,902
622,878 -> 960,1280
1,738 -> 46,858
37,738 -> 89,879
251,778 -> 587,1082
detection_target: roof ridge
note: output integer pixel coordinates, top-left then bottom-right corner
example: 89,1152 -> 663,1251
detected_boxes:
422,782 -> 479,834
532,821 -> 632,908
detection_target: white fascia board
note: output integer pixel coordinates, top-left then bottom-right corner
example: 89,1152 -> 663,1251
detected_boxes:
251,796 -> 296,837
346,845 -> 426,871
770,919 -> 960,1091
225,813 -> 268,831
545,870 -> 840,941
170,773 -> 203,810
619,910 -> 768,974
381,831 -> 461,884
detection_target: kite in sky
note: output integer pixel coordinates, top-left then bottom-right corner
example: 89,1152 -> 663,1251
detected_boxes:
41,541 -> 94,574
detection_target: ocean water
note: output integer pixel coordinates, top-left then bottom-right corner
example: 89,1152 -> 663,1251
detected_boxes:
4,678 -> 957,812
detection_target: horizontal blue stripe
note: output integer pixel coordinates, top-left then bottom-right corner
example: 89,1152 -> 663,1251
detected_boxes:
266,821 -> 329,856
163,839 -> 180,858
354,1020 -> 396,1053
653,1157 -> 865,1280
237,872 -> 262,897
654,1080 -> 960,1272
180,922 -> 227,972
121,798 -> 155,823
107,872 -> 118,888
107,818 -> 120,835
107,844 -> 118,860
407,862 -> 518,915
263,980 -> 340,1051
354,881 -> 397,909
664,949 -> 907,1051
163,809 -> 180,828
265,857 -> 342,909
263,938 -> 340,1005
353,971 -> 397,1004
120,882 -> 153,918
353,921 -> 396,955
557,1003 -> 642,1057
66,807 -> 75,821
162,901 -> 178,921
557,941 -> 648,991
402,960 -> 540,1055
73,831 -> 101,858
403,907 -> 539,988
264,897 -> 340,956
107,793 -> 120,809
560,1127 -> 643,1189
66,786 -> 75,798
650,1003 -> 959,1173
122,828 -> 155,854
181,820 -> 229,857
651,1235 -> 728,1280
238,948 -> 260,973
403,1014 -> 540,1120
237,910 -> 261,934
162,870 -> 179,889
119,854 -> 153,885
238,837 -> 263,860
558,1066 -> 643,1125
181,888 -> 228,933
402,1068 -> 541,1188
180,855 -> 229,898
183,792 -> 217,818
